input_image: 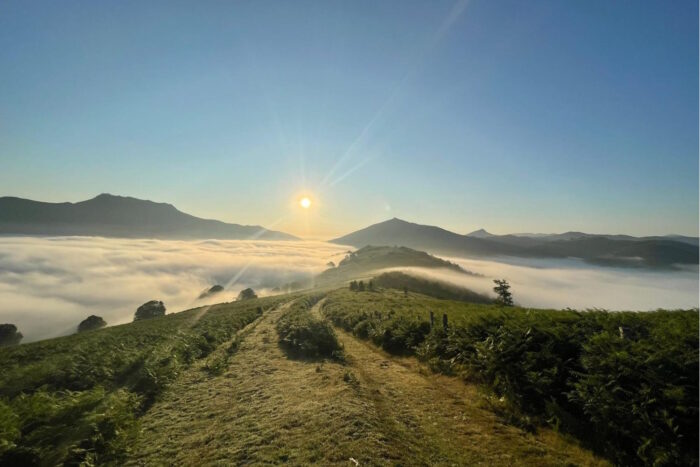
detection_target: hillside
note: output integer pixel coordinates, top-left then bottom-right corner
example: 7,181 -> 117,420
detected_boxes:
0,194 -> 297,240
372,271 -> 492,303
314,245 -> 474,285
1,288 -> 696,465
0,291 -> 617,466
331,218 -> 699,269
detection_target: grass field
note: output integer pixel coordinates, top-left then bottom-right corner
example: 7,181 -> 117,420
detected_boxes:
1,286 -> 695,466
0,295 -> 292,465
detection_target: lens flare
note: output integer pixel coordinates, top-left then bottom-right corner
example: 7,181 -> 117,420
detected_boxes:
300,197 -> 311,209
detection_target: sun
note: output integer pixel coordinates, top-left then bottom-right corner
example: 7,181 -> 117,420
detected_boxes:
299,197 -> 311,209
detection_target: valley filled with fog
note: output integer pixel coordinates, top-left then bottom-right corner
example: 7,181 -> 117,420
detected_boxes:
1,236 -> 697,342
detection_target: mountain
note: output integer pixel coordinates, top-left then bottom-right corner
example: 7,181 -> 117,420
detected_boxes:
0,194 -> 297,240
315,245 -> 475,285
331,218 -> 699,269
466,228 -> 493,238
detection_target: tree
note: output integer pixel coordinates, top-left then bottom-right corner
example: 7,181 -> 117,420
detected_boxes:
493,279 -> 513,306
358,280 -> 365,292
349,281 -> 358,291
0,324 -> 22,346
237,287 -> 258,300
368,280 -> 374,291
77,315 -> 107,333
134,300 -> 166,321
326,261 -> 336,268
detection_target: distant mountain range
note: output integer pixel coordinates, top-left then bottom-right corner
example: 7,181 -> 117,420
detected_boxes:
331,218 -> 699,269
0,194 -> 297,240
466,227 -> 699,246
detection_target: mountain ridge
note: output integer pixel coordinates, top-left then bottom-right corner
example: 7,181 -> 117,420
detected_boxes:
331,218 -> 699,269
0,194 -> 297,240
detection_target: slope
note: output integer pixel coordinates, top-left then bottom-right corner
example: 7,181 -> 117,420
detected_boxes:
127,297 -> 605,466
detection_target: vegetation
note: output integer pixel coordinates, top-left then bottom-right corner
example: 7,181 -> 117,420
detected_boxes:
0,296 -> 288,465
198,284 -> 224,299
492,279 -> 513,306
276,295 -> 343,360
133,300 -> 166,321
321,288 -> 699,466
0,324 -> 22,347
316,245 -> 473,285
77,315 -> 107,333
128,291 -> 602,466
374,271 -> 492,303
237,287 -> 258,300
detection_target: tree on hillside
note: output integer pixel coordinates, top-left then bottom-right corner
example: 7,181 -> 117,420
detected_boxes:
358,280 -> 365,292
0,324 -> 22,346
326,261 -> 336,268
237,287 -> 258,300
134,300 -> 166,321
493,279 -> 513,306
349,281 -> 358,291
78,315 -> 107,333
368,280 -> 374,291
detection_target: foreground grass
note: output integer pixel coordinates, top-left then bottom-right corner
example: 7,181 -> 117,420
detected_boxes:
128,296 -> 605,466
322,288 -> 699,466
0,295 -> 290,465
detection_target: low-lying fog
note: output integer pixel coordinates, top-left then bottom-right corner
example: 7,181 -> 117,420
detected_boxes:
0,236 -> 348,342
1,236 -> 697,342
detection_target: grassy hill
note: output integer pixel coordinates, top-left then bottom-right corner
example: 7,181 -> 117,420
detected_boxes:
315,245 -> 474,286
0,286 -> 696,466
373,270 -> 492,303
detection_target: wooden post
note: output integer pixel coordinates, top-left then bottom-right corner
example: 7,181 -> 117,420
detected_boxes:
442,313 -> 448,332
429,311 -> 435,330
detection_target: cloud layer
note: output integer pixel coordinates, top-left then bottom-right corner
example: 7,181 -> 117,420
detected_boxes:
380,255 -> 699,311
0,237 -> 697,342
0,237 -> 348,342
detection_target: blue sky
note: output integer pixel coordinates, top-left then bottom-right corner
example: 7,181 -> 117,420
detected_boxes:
1,0 -> 697,238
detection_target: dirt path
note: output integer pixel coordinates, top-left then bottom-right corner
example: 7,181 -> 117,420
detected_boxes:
127,300 -> 403,465
128,297 -> 605,466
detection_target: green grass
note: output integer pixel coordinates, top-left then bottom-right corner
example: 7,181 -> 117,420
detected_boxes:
2,284 -> 695,466
322,288 -> 699,466
0,295 -> 291,465
127,293 -> 606,466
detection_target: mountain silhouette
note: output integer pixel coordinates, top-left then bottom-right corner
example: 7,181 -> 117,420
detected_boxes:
331,218 -> 698,269
0,194 -> 297,240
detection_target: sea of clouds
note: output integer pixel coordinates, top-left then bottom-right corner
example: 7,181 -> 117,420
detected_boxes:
0,236 -> 348,342
0,236 -> 697,342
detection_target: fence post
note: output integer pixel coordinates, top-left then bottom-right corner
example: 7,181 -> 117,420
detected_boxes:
430,311 -> 435,330
442,313 -> 448,332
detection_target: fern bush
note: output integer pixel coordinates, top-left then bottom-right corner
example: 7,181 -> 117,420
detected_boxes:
322,290 -> 698,466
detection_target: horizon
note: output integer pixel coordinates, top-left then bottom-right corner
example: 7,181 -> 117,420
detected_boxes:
2,191 -> 698,240
1,1 -> 698,238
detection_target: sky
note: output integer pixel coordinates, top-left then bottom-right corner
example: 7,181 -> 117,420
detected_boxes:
0,0 -> 697,238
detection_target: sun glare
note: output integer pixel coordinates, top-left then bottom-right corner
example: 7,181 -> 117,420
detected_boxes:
300,197 -> 311,209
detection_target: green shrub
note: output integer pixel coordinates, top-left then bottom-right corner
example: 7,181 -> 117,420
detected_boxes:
276,295 -> 343,360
